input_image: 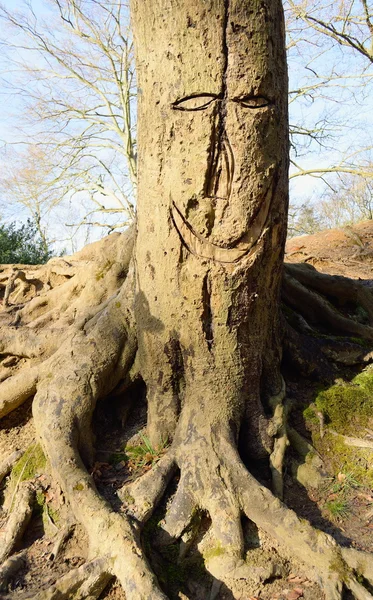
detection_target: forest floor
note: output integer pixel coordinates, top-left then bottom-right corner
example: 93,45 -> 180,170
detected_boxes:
1,221 -> 373,600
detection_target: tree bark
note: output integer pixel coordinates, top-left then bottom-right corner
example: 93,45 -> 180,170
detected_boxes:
132,0 -> 289,458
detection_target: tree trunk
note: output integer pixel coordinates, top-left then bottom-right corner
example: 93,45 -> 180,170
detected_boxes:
132,0 -> 289,459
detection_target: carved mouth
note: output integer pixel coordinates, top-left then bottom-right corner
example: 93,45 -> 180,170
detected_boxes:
170,180 -> 274,264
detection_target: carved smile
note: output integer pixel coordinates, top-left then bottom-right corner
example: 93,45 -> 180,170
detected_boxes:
171,179 -> 274,264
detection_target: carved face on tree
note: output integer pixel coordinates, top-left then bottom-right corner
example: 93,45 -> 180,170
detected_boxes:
136,0 -> 288,264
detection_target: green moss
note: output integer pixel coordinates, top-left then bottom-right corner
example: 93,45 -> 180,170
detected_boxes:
95,259 -> 113,281
73,482 -> 84,491
109,451 -> 128,465
121,490 -> 135,504
329,550 -> 351,582
303,405 -> 319,424
203,542 -> 225,561
46,504 -> 60,525
350,337 -> 371,348
314,366 -> 373,435
34,490 -> 45,516
11,444 -> 46,484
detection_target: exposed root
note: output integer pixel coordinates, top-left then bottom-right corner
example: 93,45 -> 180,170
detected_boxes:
27,270 -> 169,599
128,423 -> 373,599
50,522 -> 76,560
3,269 -> 41,307
328,429 -> 373,449
0,325 -> 50,358
285,263 -> 373,324
0,550 -> 27,592
123,452 -> 176,522
0,367 -> 38,419
2,238 -> 373,599
34,558 -> 111,600
283,271 -> 373,339
0,450 -> 23,485
268,378 -> 288,499
0,481 -> 34,563
348,577 -> 373,600
231,442 -> 373,598
342,547 -> 373,580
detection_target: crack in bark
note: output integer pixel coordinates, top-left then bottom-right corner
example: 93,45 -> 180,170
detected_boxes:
164,336 -> 185,415
201,272 -> 214,352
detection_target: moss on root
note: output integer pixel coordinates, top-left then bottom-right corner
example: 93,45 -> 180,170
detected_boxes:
303,366 -> 373,487
329,548 -> 352,583
312,366 -> 373,435
10,444 -> 46,484
203,542 -> 225,562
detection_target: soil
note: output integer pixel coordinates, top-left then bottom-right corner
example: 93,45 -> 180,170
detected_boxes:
1,221 -> 373,600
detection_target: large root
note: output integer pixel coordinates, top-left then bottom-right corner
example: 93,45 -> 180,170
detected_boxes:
34,558 -> 111,600
282,262 -> 373,376
125,416 -> 373,600
282,268 -> 373,340
0,481 -> 35,563
26,266 -> 169,599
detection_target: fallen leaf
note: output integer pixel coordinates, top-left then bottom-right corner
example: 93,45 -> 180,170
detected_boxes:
286,588 -> 304,600
326,493 -> 338,501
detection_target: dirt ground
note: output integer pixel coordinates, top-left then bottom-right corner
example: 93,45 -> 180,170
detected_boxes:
1,222 -> 373,600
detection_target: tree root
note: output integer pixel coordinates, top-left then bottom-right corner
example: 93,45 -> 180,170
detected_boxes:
26,269 -> 170,599
0,325 -> 50,358
0,450 -> 23,485
328,429 -> 373,449
3,269 -> 40,307
0,481 -> 34,563
283,271 -> 373,340
124,422 -> 373,599
0,550 -> 27,592
34,558 -> 111,600
122,452 -> 177,522
50,522 -> 76,560
0,366 -> 39,419
285,263 -> 373,324
268,378 -> 289,499
2,241 -> 373,599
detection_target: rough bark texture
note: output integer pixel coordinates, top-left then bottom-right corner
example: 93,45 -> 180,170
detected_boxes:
132,0 -> 289,455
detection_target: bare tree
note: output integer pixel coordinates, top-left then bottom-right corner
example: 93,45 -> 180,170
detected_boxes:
287,201 -> 323,236
318,170 -> 373,226
285,0 -> 373,184
0,0 -> 136,239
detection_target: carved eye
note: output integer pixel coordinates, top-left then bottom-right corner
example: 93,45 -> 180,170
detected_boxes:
172,94 -> 220,111
235,95 -> 270,109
